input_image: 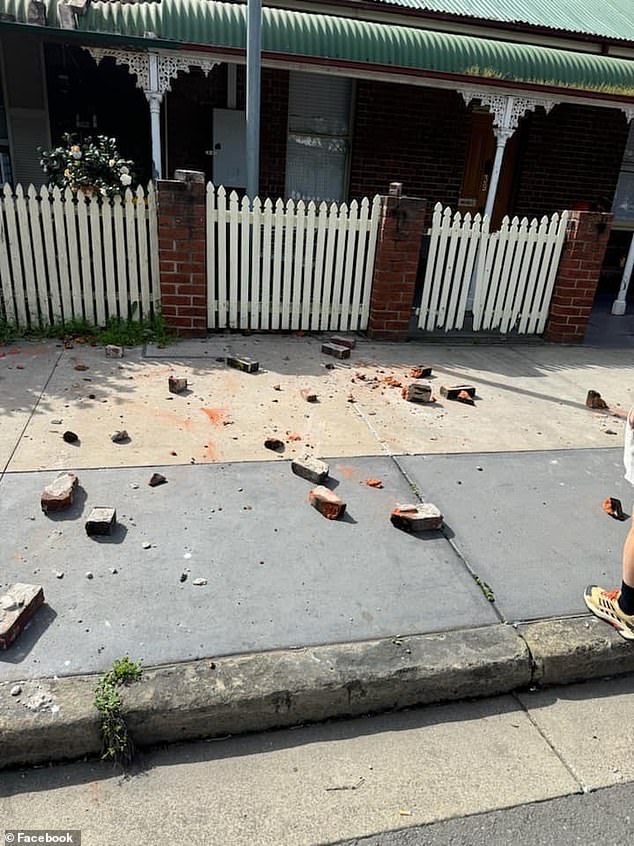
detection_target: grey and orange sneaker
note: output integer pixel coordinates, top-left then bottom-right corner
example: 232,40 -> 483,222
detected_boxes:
584,585 -> 634,641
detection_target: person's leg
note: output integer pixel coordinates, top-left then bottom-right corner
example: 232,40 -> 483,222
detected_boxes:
618,522 -> 634,614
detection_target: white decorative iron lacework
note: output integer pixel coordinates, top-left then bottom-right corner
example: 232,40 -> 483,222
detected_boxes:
460,90 -> 556,136
86,48 -> 219,97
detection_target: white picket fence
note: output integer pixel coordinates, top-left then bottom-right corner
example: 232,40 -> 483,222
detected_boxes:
418,204 -> 569,334
206,185 -> 382,331
0,183 -> 160,329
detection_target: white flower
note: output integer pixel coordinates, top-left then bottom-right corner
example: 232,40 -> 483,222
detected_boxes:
101,188 -> 108,196
71,150 -> 82,160
120,166 -> 130,175
120,173 -> 132,186
109,159 -> 116,167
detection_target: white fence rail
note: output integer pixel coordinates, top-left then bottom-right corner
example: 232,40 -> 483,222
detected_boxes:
418,204 -> 569,334
206,185 -> 381,331
0,183 -> 160,328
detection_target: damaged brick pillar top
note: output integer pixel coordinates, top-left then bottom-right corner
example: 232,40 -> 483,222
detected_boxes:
157,169 -> 207,338
367,183 -> 427,341
545,210 -> 613,344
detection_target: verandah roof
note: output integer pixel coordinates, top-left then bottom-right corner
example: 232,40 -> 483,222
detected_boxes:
1,0 -> 633,97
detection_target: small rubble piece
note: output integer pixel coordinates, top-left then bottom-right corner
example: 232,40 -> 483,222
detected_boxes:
110,430 -> 129,443
273,384 -> 282,391
324,362 -> 335,370
41,471 -> 79,512
347,394 -> 356,403
603,497 -> 626,521
440,384 -> 476,401
85,571 -> 94,580
180,572 -> 188,583
227,355 -> 259,374
149,472 -> 167,487
300,388 -> 318,403
10,685 -> 22,696
169,376 -> 188,394
264,437 -> 285,452
457,390 -> 475,406
410,366 -> 433,379
384,376 -> 402,388
142,542 -> 152,550
330,335 -> 356,349
62,430 -> 78,444
292,456 -> 329,484
309,485 -> 346,520
85,507 -> 117,536
74,363 -> 89,372
322,342 -> 350,360
390,503 -> 444,532
54,571 -> 64,579
586,390 -> 609,410
363,479 -> 384,489
51,419 -> 63,426
286,432 -> 302,442
192,577 -> 208,586
0,583 -> 44,649
105,344 -> 124,358
402,382 -> 433,404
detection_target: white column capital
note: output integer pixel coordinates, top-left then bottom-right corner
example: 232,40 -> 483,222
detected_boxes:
460,90 -> 556,136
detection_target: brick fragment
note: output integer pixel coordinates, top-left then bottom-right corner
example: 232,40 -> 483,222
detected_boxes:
63,431 -> 78,444
227,356 -> 259,374
586,390 -> 609,410
410,366 -> 433,378
292,456 -> 329,484
105,345 -> 124,358
85,507 -> 117,536
322,342 -> 350,360
41,472 -> 79,512
457,390 -> 475,406
0,584 -> 44,649
168,376 -> 188,394
440,384 -> 476,400
309,485 -> 346,520
300,388 -> 318,403
110,430 -> 129,443
603,496 -> 626,520
149,472 -> 167,487
402,382 -> 433,403
330,335 -> 356,349
390,503 -> 443,532
264,437 -> 285,452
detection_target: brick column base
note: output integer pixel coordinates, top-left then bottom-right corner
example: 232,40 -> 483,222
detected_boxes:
367,185 -> 427,341
545,211 -> 613,344
157,169 -> 207,337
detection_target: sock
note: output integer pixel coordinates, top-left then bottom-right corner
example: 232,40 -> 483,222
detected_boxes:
618,581 -> 634,615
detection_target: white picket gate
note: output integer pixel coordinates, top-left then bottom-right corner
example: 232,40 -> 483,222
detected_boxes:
418,204 -> 569,334
206,185 -> 382,331
0,183 -> 160,329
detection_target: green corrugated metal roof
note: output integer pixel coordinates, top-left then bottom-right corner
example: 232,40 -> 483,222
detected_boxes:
1,0 -> 633,97
366,0 -> 634,43
80,0 -> 634,95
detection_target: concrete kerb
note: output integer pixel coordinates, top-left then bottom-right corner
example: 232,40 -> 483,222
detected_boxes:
1,617 -> 632,770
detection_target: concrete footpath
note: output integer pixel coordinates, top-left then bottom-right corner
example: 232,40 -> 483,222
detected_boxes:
2,335 -> 634,768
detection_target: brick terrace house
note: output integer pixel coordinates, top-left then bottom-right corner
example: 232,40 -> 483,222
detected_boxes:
0,0 -> 633,317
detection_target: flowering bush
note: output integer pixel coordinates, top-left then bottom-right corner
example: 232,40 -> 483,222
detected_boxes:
39,134 -> 136,198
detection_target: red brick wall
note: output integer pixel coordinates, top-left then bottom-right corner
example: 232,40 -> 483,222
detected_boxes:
367,191 -> 427,340
545,211 -> 613,343
513,104 -> 628,218
349,82 -> 469,204
157,175 -> 207,337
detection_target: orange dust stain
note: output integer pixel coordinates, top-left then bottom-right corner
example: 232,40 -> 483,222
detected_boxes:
336,464 -> 357,480
155,408 -> 194,429
200,407 -> 226,426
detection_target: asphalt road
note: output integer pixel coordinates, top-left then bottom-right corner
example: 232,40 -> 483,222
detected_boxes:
342,783 -> 634,846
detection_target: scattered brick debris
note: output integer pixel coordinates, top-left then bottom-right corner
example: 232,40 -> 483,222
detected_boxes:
586,390 -> 609,410
300,388 -> 318,403
390,503 -> 443,532
410,366 -> 432,379
292,456 -> 329,484
149,472 -> 168,487
286,432 -> 302,442
402,382 -> 433,403
168,376 -> 188,394
0,584 -> 45,649
74,364 -> 89,372
105,345 -> 124,358
110,430 -> 129,443
603,497 -> 626,520
85,507 -> 117,536
264,437 -> 285,452
309,486 -> 346,520
41,472 -> 79,512
322,342 -> 350,360
273,384 -> 282,391
330,335 -> 356,349
227,355 -> 259,373
440,384 -> 476,401
457,389 -> 475,405
384,376 -> 402,388
362,479 -> 384,489
347,394 -> 356,403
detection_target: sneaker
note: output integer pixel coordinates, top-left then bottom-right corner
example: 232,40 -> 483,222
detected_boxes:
584,585 -> 634,641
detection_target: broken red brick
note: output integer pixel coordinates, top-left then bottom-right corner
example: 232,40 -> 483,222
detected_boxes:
149,472 -> 168,487
0,584 -> 45,649
264,437 -> 285,452
586,390 -> 609,410
330,335 -> 356,349
309,486 -> 346,520
402,382 -> 433,403
410,366 -> 433,379
286,432 -> 302,442
300,388 -> 318,403
322,342 -> 350,360
603,497 -> 626,520
74,363 -> 89,372
85,507 -> 117,536
440,384 -> 476,401
227,356 -> 259,374
41,472 -> 79,512
390,503 -> 443,532
273,384 -> 282,391
363,479 -> 384,489
457,390 -> 475,405
292,456 -> 329,484
384,376 -> 402,388
168,376 -> 188,394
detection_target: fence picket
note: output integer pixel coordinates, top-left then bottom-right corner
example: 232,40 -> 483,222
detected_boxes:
206,184 -> 216,328
216,186 -> 228,328
339,200 -> 358,332
490,216 -> 520,331
500,217 -> 531,334
63,187 -> 84,320
350,197 -> 369,331
123,187 -> 139,318
4,184 -> 27,325
77,194 -> 95,324
518,216 -> 550,334
281,198 -> 295,329
301,201 -> 316,330
135,185 -> 150,320
251,196 -> 262,330
26,185 -> 50,326
147,183 -> 160,317
40,186 -> 62,323
260,198 -> 273,330
239,195 -> 251,328
436,210 -> 462,329
320,203 -> 339,331
228,191 -> 240,329
330,202 -> 348,330
311,202 -> 328,331
291,200 -> 306,330
426,206 -> 452,331
14,185 -> 39,327
112,194 -> 129,319
360,195 -> 382,329
0,186 -> 16,324
535,212 -> 569,334
271,199 -> 285,330
89,192 -> 106,326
